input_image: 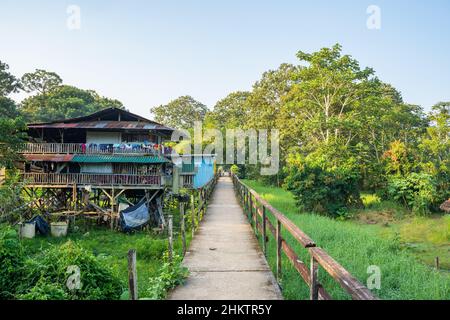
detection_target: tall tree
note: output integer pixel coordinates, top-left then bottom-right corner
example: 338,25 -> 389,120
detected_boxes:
208,91 -> 250,129
150,95 -> 208,130
21,69 -> 62,95
0,61 -> 21,97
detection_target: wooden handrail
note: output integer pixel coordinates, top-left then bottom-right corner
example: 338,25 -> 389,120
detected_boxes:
21,173 -> 161,186
232,174 -> 378,301
19,143 -> 160,155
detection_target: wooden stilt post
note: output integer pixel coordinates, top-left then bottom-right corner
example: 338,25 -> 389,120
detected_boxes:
127,249 -> 138,300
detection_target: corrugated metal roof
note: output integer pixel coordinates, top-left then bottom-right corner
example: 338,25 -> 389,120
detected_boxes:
71,154 -> 169,164
24,154 -> 74,162
28,121 -> 173,131
27,108 -> 174,132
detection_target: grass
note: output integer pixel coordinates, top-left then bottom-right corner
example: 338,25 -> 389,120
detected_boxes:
21,220 -> 190,299
242,179 -> 450,300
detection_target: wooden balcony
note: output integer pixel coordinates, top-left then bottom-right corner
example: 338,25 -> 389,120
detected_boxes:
21,173 -> 163,188
19,143 -> 162,155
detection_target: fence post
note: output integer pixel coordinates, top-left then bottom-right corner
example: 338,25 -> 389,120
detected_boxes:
180,202 -> 186,256
435,256 -> 440,270
168,215 -> 173,263
276,219 -> 282,282
249,193 -> 253,221
191,193 -> 195,237
262,206 -> 267,256
310,255 -> 319,300
127,249 -> 138,300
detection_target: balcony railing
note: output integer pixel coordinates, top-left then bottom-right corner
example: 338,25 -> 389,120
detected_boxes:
19,143 -> 163,155
21,173 -> 162,187
180,174 -> 194,188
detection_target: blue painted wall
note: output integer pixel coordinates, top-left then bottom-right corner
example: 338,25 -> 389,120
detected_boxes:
193,158 -> 215,189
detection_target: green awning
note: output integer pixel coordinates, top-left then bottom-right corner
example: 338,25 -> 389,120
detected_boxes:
71,155 -> 169,164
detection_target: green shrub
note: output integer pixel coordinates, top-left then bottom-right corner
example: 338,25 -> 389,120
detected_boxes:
21,241 -> 123,300
17,278 -> 68,300
284,164 -> 361,216
146,252 -> 189,299
386,173 -> 436,215
230,164 -> 239,176
0,225 -> 25,299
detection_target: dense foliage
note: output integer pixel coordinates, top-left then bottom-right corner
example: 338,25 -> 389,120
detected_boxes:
203,45 -> 449,216
0,227 -> 25,299
20,241 -> 123,300
151,95 -> 208,130
0,225 -> 124,300
284,163 -> 361,217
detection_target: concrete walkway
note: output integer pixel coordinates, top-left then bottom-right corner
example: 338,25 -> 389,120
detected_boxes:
169,177 -> 282,300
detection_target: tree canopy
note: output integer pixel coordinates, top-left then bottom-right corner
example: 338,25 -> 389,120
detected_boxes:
150,95 -> 208,130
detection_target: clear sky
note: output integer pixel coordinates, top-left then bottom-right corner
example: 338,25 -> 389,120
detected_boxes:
1,0 -> 449,117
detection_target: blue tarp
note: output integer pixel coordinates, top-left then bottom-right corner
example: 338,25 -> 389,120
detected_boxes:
27,215 -> 50,235
119,198 -> 150,232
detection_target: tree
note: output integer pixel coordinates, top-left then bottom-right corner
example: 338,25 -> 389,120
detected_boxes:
208,91 -> 250,129
418,102 -> 450,205
21,69 -> 62,95
283,44 -> 377,151
150,96 -> 208,129
20,85 -> 125,122
0,61 -> 21,97
0,117 -> 26,168
0,97 -> 20,119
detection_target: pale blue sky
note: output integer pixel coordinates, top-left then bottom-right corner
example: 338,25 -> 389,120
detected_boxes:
1,0 -> 449,117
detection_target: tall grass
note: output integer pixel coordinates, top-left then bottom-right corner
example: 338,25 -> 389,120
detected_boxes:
242,179 -> 450,300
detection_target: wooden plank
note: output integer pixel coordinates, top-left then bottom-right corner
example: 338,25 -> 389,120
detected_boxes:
309,247 -> 378,300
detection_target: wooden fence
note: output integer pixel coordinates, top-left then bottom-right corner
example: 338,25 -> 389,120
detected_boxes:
232,175 -> 378,300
